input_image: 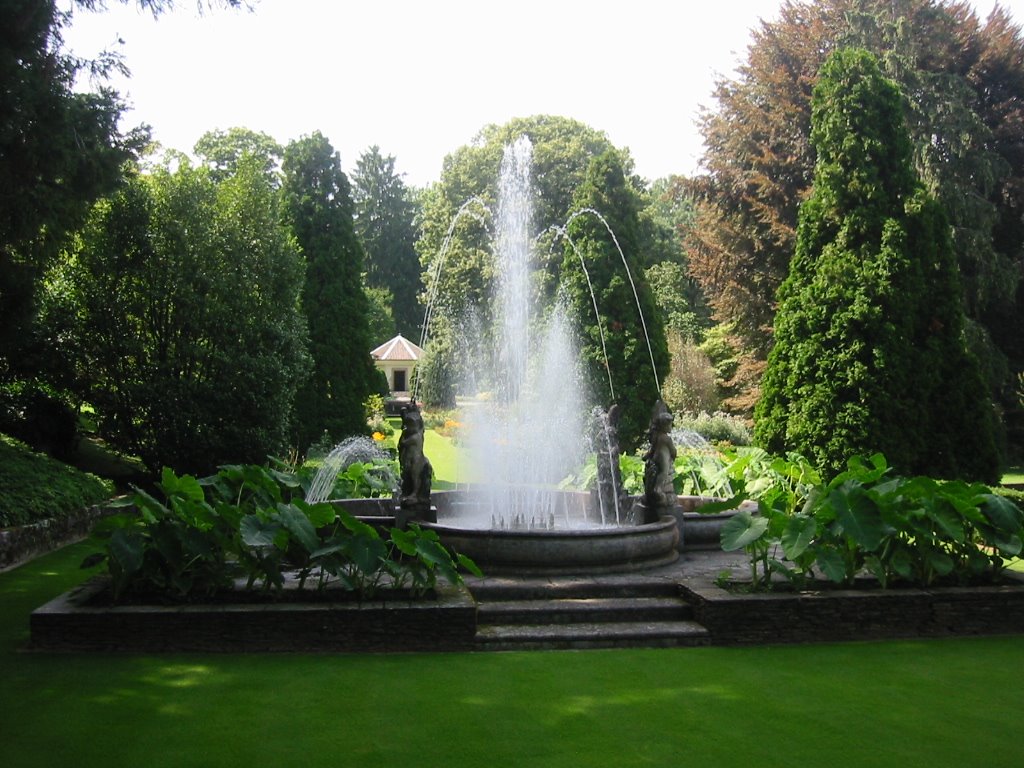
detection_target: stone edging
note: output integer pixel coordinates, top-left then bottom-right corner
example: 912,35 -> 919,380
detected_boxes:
29,577 -> 479,653
679,573 -> 1024,645
0,504 -> 112,573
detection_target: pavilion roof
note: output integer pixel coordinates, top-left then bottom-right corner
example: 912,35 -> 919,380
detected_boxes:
370,334 -> 424,362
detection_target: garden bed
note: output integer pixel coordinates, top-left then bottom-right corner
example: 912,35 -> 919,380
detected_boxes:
30,576 -> 478,653
680,572 -> 1024,645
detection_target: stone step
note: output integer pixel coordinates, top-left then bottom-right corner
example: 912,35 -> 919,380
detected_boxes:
475,620 -> 711,651
477,596 -> 693,626
468,576 -> 680,602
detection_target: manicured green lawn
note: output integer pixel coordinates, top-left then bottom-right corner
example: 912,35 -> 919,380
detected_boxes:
4,542 -> 1024,768
384,418 -> 465,488
1002,466 -> 1024,484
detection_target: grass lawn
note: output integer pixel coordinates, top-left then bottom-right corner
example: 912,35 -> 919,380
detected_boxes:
384,418 -> 464,488
3,543 -> 1024,768
1002,466 -> 1024,484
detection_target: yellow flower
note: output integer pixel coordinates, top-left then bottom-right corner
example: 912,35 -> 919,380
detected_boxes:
372,432 -> 385,441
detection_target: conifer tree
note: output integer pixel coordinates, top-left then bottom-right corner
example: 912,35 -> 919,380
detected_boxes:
351,146 -> 423,340
561,150 -> 669,449
755,48 -> 999,482
283,133 -> 378,454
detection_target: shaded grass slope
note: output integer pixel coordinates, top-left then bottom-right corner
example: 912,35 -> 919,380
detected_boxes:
0,434 -> 114,528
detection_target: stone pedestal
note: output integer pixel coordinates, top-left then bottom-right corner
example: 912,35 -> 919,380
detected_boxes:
394,505 -> 437,529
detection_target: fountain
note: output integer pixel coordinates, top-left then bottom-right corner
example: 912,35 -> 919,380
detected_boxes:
314,136 -> 680,574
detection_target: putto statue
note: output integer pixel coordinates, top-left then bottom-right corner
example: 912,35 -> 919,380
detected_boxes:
397,403 -> 434,523
638,399 -> 677,524
591,403 -> 626,523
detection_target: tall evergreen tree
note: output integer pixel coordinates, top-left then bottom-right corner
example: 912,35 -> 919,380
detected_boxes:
561,150 -> 669,449
351,146 -> 424,340
689,0 -> 1024,421
0,0 -> 145,384
755,48 -> 999,482
283,133 -> 378,454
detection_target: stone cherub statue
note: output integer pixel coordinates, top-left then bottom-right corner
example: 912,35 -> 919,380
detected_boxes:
398,402 -> 433,519
641,399 -> 677,523
592,403 -> 626,522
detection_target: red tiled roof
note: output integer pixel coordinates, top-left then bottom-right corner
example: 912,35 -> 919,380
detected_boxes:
370,334 -> 424,362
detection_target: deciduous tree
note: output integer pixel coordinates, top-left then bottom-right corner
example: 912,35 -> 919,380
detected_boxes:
690,0 -> 1024,421
60,155 -> 309,473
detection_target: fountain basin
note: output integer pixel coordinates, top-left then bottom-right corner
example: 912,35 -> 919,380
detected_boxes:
424,516 -> 679,575
674,496 -> 760,551
425,489 -> 678,575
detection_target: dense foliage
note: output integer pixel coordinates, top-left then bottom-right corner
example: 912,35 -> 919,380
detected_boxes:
417,116 -> 624,327
0,0 -> 146,385
85,464 -> 478,603
560,150 -> 670,448
55,156 -> 310,474
717,452 -> 1023,590
352,146 -> 424,340
755,48 -> 999,482
283,133 -> 379,455
689,0 -> 1024,424
0,434 -> 114,527
416,116 -> 673,445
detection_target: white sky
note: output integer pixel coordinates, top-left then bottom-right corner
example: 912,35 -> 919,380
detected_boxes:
64,0 -> 1023,187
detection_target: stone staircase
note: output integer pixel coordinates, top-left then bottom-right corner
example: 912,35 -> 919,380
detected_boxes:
468,576 -> 711,651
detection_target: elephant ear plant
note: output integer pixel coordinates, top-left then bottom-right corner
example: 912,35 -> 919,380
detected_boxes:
84,463 -> 480,603
719,452 -> 1024,591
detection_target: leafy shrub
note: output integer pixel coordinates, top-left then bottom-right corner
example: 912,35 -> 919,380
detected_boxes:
674,411 -> 752,446
719,453 -> 1024,590
85,463 -> 479,603
0,434 -> 114,528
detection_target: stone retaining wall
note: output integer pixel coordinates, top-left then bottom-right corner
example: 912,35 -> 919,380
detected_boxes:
0,504 -> 111,573
30,577 -> 478,653
680,574 -> 1024,645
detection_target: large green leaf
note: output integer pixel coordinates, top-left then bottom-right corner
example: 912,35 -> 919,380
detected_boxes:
240,514 -> 279,548
298,501 -> 337,529
415,538 -> 458,583
338,509 -> 380,539
345,535 -> 388,576
832,485 -> 890,551
781,514 -> 817,560
980,494 -> 1024,533
161,467 -> 205,502
720,511 -> 769,551
925,548 -> 954,577
109,528 -> 145,576
276,504 -> 320,554
926,502 -> 965,543
815,548 -> 847,583
694,493 -> 748,516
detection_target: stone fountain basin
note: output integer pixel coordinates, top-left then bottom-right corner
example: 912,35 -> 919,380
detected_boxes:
674,495 -> 760,551
419,489 -> 679,576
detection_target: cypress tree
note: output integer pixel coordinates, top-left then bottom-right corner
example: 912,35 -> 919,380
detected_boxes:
755,48 -> 999,482
561,150 -> 669,450
283,133 -> 379,455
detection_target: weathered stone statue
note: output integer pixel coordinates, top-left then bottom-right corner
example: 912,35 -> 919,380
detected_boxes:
592,403 -> 626,523
638,400 -> 678,524
397,403 -> 435,524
